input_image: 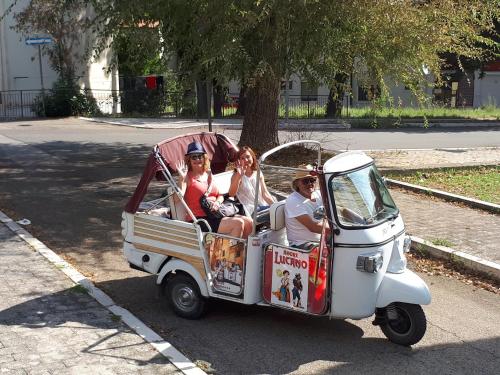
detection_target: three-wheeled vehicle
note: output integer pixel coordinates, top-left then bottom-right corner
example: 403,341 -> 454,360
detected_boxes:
121,132 -> 431,346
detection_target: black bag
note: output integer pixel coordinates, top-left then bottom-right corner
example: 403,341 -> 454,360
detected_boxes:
199,195 -> 239,219
199,181 -> 239,219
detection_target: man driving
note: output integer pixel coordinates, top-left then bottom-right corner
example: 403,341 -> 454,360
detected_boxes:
285,165 -> 329,249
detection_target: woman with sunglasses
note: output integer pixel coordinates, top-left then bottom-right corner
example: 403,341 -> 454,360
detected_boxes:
228,146 -> 275,216
285,165 -> 330,249
176,142 -> 252,238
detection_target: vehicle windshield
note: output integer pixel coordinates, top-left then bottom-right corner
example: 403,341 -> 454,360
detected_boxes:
329,165 -> 398,227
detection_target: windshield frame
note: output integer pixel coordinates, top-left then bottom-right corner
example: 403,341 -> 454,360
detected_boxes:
327,162 -> 399,230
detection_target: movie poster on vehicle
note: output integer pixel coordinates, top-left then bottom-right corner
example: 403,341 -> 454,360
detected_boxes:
270,245 -> 309,310
204,233 -> 245,296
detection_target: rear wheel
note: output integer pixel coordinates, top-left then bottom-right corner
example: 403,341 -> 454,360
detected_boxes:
166,274 -> 206,319
380,302 -> 426,346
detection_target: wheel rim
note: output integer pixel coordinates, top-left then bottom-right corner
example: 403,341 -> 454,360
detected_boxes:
172,284 -> 197,312
388,306 -> 412,335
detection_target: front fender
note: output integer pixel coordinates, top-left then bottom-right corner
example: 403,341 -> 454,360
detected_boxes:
376,269 -> 431,308
157,259 -> 209,297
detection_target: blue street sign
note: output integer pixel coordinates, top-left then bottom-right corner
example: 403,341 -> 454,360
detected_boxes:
25,37 -> 53,45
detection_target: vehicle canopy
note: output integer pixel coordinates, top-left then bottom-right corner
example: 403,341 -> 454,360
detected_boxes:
124,132 -> 239,214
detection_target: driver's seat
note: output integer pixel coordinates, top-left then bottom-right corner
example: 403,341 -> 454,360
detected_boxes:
270,201 -> 286,230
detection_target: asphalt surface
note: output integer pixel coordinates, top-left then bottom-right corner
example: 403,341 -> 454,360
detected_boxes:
1,118 -> 499,374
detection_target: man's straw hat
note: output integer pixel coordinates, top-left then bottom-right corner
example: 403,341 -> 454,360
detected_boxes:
292,164 -> 316,191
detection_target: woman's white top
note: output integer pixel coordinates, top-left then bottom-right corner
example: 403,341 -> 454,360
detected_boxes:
236,171 -> 267,215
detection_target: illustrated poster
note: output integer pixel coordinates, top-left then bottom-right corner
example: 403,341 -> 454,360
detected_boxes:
270,245 -> 309,310
204,233 -> 246,295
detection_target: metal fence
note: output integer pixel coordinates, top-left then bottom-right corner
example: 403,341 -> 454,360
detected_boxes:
0,90 -> 41,120
0,89 -> 350,121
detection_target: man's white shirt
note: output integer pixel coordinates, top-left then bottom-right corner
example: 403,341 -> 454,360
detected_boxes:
285,190 -> 323,246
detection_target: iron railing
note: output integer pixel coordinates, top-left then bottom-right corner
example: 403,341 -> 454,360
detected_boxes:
0,89 -> 351,121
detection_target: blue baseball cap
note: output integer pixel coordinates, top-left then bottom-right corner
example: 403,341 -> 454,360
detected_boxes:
185,142 -> 206,156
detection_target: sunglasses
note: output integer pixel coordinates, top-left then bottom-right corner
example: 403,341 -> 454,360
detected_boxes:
190,154 -> 204,160
301,178 -> 317,185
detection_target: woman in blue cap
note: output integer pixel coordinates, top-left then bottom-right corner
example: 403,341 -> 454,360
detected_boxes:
176,141 -> 252,238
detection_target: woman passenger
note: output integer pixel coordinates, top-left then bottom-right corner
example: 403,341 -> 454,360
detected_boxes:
176,142 -> 252,238
228,146 -> 275,216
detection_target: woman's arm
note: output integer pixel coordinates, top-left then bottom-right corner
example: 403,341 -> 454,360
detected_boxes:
260,174 -> 276,205
228,170 -> 242,197
175,160 -> 188,198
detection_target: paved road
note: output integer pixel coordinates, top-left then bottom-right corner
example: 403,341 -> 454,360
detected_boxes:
1,118 -> 499,374
2,117 -> 500,151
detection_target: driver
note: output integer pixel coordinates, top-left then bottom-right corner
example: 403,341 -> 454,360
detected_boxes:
285,165 -> 329,249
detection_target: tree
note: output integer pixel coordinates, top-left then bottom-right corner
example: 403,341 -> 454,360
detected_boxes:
5,0 -> 89,79
90,1 -> 499,153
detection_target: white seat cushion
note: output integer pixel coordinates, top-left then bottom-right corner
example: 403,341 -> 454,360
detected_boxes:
270,201 -> 286,230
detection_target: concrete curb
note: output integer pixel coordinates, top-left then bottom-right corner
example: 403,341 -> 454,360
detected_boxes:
410,236 -> 500,282
386,178 -> 500,214
80,116 -> 500,130
0,210 -> 207,375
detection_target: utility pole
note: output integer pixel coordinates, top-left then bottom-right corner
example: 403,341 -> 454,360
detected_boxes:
37,44 -> 46,115
206,80 -> 212,132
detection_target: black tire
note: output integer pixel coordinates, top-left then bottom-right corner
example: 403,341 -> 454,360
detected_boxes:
380,302 -> 427,346
166,274 -> 207,319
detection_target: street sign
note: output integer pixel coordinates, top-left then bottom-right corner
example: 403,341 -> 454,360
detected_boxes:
25,37 -> 53,45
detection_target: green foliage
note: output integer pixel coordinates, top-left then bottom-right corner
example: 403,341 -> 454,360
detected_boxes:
431,238 -> 455,248
9,0 -> 89,77
86,0 -> 499,148
33,75 -> 101,117
386,166 -> 500,204
69,284 -> 88,294
120,87 -> 165,116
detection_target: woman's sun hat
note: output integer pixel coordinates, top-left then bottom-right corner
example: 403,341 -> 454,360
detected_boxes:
185,141 -> 206,156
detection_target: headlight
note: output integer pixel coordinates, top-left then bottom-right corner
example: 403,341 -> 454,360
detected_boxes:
403,235 -> 412,253
356,252 -> 384,273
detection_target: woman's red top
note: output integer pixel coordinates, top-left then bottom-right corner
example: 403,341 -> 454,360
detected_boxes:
184,172 -> 219,218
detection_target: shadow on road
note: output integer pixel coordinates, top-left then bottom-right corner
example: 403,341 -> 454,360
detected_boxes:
3,275 -> 499,375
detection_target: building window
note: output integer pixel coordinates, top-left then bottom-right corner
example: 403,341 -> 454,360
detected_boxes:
301,81 -> 318,101
358,85 -> 380,101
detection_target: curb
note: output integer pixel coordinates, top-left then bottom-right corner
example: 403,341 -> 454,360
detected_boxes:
410,236 -> 500,282
386,178 -> 500,214
80,117 -> 500,130
0,210 -> 207,375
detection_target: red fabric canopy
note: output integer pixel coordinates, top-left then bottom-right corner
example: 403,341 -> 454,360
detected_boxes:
124,132 -> 239,213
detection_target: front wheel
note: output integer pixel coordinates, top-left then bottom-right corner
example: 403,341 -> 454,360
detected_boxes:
166,274 -> 207,319
380,302 -> 426,346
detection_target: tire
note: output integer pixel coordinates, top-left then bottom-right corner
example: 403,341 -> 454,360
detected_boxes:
166,274 -> 207,319
380,302 -> 426,346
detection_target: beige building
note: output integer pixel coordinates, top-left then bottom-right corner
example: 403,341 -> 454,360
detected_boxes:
0,0 -> 119,117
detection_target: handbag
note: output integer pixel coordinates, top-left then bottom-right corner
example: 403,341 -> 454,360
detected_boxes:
199,183 -> 239,219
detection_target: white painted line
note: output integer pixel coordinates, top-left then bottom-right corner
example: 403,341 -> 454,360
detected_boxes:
0,209 -> 207,375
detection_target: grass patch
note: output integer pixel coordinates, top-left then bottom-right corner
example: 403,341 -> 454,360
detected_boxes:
69,284 -> 88,294
431,238 -> 455,248
385,166 -> 500,204
110,314 -> 122,322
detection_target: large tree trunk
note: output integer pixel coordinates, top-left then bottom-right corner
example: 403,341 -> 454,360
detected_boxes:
239,72 -> 280,154
326,74 -> 348,118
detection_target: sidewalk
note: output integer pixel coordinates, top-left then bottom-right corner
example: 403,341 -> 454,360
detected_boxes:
0,222 -> 181,374
365,148 -> 499,278
367,147 -> 500,171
